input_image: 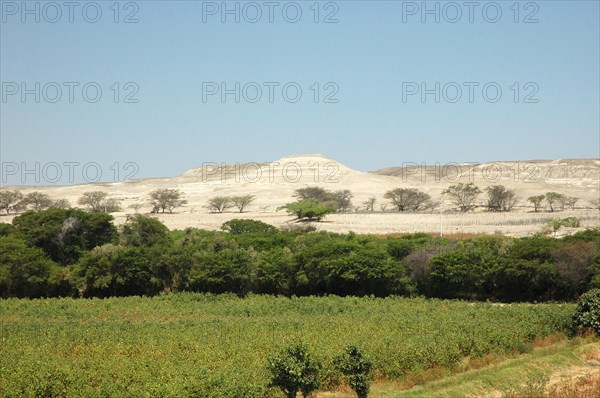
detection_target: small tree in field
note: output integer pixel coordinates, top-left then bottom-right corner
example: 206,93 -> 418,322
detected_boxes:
77,191 -> 107,212
333,346 -> 373,398
384,188 -> 430,211
485,185 -> 517,212
590,199 -> 600,211
278,199 -> 335,222
207,196 -> 232,213
267,343 -> 322,398
363,197 -> 376,212
442,183 -> 481,212
334,190 -> 353,212
149,189 -> 187,213
232,195 -> 256,213
528,195 -> 545,212
0,190 -> 24,214
559,196 -> 578,211
22,192 -> 53,211
50,199 -> 71,209
545,192 -> 564,212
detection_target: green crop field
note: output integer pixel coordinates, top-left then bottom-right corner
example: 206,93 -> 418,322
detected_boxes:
0,294 -> 574,397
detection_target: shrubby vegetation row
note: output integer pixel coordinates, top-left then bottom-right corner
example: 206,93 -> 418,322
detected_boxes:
1,208 -> 598,301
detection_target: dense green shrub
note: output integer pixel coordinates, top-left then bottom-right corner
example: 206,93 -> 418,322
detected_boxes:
571,288 -> 600,336
278,199 -> 336,221
221,219 -> 277,234
0,236 -> 59,297
121,214 -> 170,247
267,343 -> 322,398
12,208 -> 117,264
333,346 -> 373,398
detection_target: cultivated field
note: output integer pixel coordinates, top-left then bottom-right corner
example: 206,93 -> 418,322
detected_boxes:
0,294 -> 574,397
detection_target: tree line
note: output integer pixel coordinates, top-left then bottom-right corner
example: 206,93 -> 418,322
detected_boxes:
1,208 -> 598,301
1,185 -> 596,219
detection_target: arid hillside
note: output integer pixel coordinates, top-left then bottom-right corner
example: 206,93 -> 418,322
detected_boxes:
2,155 -> 599,236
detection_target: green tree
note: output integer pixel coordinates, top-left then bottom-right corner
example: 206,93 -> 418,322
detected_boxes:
231,195 -> 256,213
293,187 -> 335,204
73,244 -> 158,297
384,188 -> 431,211
0,236 -> 57,298
121,214 -> 170,247
221,219 -> 277,234
571,289 -> 600,336
333,346 -> 373,398
545,192 -> 564,212
267,343 -> 322,398
12,208 -> 117,264
442,183 -> 481,212
0,190 -> 24,214
278,199 -> 335,221
528,195 -> 545,212
149,188 -> 187,213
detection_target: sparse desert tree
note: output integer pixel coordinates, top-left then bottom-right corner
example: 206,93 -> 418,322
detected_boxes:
379,204 -> 388,212
559,196 -> 579,211
149,189 -> 187,213
77,191 -> 108,212
207,196 -> 232,213
590,199 -> 600,210
486,185 -> 518,212
545,192 -> 564,212
0,190 -> 24,214
363,197 -> 376,212
442,183 -> 481,212
77,192 -> 122,213
384,188 -> 431,211
334,190 -> 353,212
22,192 -> 53,211
293,187 -> 335,203
103,198 -> 122,213
528,195 -> 545,212
51,199 -> 71,209
128,203 -> 143,213
231,195 -> 256,213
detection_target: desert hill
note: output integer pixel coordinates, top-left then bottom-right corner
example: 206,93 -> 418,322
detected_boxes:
1,155 -> 599,236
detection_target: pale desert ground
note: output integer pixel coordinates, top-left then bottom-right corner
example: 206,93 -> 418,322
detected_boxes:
2,155 -> 599,237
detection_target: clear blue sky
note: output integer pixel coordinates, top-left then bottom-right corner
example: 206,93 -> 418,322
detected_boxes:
1,0 -> 599,185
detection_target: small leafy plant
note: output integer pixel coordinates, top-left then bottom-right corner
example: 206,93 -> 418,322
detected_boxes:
333,345 -> 373,398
